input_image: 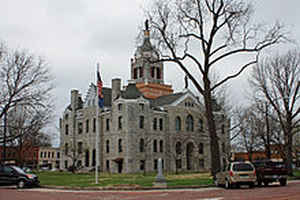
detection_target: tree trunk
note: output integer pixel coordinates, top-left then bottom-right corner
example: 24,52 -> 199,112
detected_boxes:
203,90 -> 221,178
285,131 -> 293,176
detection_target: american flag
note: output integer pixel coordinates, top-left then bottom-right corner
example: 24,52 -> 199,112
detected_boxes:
97,66 -> 104,108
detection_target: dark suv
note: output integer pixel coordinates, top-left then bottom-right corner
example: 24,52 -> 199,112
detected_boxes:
0,165 -> 40,188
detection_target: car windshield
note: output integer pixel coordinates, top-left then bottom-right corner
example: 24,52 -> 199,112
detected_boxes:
233,163 -> 253,171
11,166 -> 26,174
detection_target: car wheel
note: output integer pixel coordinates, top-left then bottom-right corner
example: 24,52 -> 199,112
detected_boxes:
280,179 -> 287,186
225,179 -> 231,189
17,180 -> 25,189
249,183 -> 254,188
263,181 -> 269,186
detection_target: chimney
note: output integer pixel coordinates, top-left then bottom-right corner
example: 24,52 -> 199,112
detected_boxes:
112,79 -> 121,102
71,89 -> 79,111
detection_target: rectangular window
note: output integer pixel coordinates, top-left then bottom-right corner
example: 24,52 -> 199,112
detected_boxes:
118,139 -> 123,153
159,118 -> 163,131
78,122 -> 83,134
153,118 -> 157,130
86,119 -> 89,133
153,140 -> 157,153
65,124 -> 69,135
140,160 -> 145,171
176,159 -> 182,169
48,152 -> 50,158
57,152 -> 60,159
64,160 -> 68,169
139,116 -> 144,129
40,152 -> 43,158
65,143 -> 68,155
52,152 -> 54,158
106,160 -> 110,171
106,118 -> 110,131
78,142 -> 83,154
93,118 -> 96,132
118,116 -> 122,130
154,159 -> 158,170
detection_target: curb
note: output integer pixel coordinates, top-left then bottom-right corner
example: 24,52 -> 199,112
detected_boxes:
40,184 -> 214,191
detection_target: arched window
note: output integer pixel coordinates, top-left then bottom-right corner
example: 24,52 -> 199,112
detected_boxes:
153,140 -> 157,152
118,139 -> 123,153
140,139 -> 144,152
106,140 -> 110,153
159,140 -> 163,153
198,143 -> 204,154
175,142 -> 182,155
186,115 -> 194,131
175,116 -> 181,131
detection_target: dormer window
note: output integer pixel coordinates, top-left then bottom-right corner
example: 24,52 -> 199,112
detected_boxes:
118,104 -> 122,111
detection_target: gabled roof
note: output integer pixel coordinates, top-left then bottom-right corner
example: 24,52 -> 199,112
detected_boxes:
150,92 -> 186,107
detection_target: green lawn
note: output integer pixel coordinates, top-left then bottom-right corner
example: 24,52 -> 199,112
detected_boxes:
36,171 -> 213,188
35,170 -> 300,188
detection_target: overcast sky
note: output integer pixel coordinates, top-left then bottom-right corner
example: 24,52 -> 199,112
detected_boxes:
1,0 -> 299,142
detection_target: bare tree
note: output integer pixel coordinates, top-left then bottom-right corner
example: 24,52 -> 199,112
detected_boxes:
143,0 -> 286,176
0,43 -> 54,161
249,50 -> 300,175
234,105 -> 263,161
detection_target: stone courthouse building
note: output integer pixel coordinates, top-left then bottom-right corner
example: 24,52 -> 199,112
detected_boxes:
59,25 -> 230,173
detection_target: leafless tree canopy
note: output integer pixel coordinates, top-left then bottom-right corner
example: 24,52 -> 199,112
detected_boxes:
0,43 -> 54,145
146,0 -> 286,92
144,0 -> 287,176
249,49 -> 300,174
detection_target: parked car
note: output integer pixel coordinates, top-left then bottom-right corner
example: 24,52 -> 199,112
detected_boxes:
0,165 -> 40,188
252,160 -> 288,186
215,162 -> 256,189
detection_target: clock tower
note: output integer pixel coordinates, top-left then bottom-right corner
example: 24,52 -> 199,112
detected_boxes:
130,20 -> 173,99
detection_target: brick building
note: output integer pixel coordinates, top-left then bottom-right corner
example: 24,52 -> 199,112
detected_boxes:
59,24 -> 230,173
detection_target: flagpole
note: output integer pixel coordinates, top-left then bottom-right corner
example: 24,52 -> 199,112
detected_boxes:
95,63 -> 100,184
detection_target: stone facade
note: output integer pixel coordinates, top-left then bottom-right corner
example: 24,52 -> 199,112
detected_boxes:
59,25 -> 230,173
